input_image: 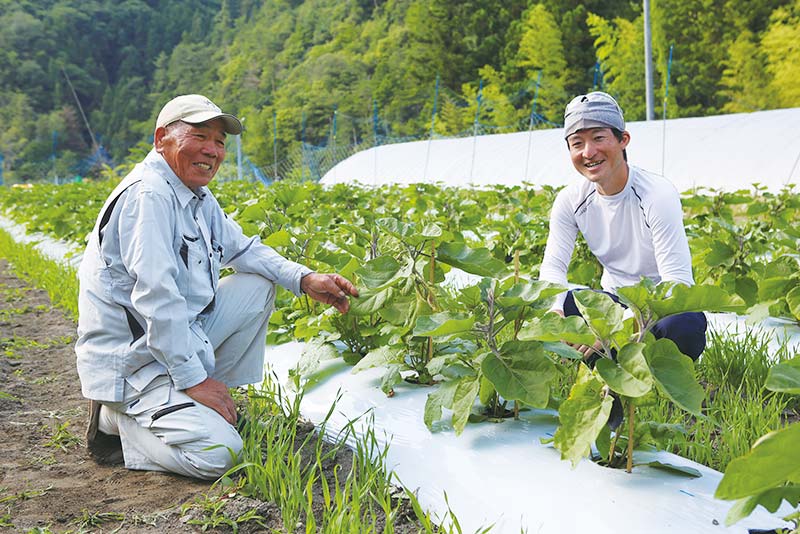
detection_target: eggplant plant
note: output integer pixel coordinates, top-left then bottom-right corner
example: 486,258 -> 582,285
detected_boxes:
420,277 -> 566,434
519,280 -> 745,472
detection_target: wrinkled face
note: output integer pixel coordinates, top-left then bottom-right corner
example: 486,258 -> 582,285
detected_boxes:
154,119 -> 227,190
567,127 -> 630,195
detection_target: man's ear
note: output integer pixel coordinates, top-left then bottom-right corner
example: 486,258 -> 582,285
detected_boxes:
620,130 -> 631,150
154,126 -> 167,153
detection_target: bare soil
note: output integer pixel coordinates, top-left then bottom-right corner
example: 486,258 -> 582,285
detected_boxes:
0,259 -> 421,533
0,259 -> 214,532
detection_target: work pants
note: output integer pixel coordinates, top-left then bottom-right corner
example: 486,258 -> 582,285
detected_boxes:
99,273 -> 275,479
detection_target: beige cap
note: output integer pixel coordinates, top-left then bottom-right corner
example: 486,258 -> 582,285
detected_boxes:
156,94 -> 242,135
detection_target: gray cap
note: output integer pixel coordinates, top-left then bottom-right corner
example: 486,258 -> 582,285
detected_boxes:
156,94 -> 243,135
563,91 -> 624,139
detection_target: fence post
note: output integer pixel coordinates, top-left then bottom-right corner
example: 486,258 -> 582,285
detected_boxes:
469,79 -> 483,183
423,73 -> 440,182
524,71 -> 542,183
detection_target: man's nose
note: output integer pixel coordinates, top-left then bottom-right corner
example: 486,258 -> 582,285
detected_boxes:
201,141 -> 219,157
582,141 -> 596,159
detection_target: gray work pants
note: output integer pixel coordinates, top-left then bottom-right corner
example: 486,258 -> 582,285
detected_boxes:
99,273 -> 275,479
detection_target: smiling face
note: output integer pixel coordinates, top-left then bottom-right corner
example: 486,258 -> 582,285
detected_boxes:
154,119 -> 227,190
567,127 -> 630,195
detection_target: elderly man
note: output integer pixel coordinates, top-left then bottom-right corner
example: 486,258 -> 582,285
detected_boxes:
77,94 -> 358,479
539,91 -> 707,363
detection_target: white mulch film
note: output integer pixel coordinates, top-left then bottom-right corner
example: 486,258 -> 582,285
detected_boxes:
3,129 -> 799,533
322,107 -> 800,193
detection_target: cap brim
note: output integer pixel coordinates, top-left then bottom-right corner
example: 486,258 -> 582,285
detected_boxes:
565,118 -> 617,139
181,111 -> 243,135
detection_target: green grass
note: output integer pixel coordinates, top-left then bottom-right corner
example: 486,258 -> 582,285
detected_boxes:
0,228 -> 78,320
638,326 -> 799,472
197,375 -> 468,533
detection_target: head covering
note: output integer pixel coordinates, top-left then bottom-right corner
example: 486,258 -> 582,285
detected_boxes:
563,91 -> 625,139
156,94 -> 242,135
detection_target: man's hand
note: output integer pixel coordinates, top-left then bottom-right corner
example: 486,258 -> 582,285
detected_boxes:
301,273 -> 359,313
184,377 -> 237,425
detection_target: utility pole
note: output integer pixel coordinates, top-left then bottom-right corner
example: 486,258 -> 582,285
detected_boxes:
643,0 -> 655,120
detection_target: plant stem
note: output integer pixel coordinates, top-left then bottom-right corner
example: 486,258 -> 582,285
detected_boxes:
513,250 -> 520,419
427,241 -> 435,364
627,399 -> 635,474
608,430 -> 620,468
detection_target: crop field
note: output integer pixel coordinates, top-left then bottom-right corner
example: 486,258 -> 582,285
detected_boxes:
0,179 -> 799,532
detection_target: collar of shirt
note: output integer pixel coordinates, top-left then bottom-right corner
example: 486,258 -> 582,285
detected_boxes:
143,149 -> 209,208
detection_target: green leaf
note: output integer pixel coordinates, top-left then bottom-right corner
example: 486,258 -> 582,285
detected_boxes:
734,276 -> 759,307
451,376 -> 480,435
518,313 -> 595,346
787,286 -> 800,321
553,365 -> 613,467
595,343 -> 654,398
573,290 -> 625,341
542,341 -> 584,360
376,217 -> 416,240
355,256 -> 402,290
758,277 -> 794,301
380,365 -> 404,395
297,340 -> 339,377
413,312 -> 475,338
724,487 -> 800,526
649,284 -> 745,318
716,424 -> 800,500
348,287 -> 394,315
352,346 -> 406,374
496,280 -> 564,308
644,339 -> 704,417
765,357 -> 800,394
639,461 -> 702,478
264,228 -> 291,248
705,241 -> 735,267
617,280 -> 657,314
481,340 -> 557,408
377,296 -> 416,326
437,241 -> 507,277
424,380 -> 458,430
420,223 -> 443,239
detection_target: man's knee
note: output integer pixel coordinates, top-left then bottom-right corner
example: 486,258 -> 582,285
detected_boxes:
652,312 -> 708,360
183,428 -> 243,480
224,273 -> 276,312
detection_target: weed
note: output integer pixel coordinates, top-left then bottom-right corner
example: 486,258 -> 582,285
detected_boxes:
0,391 -> 20,402
29,455 -> 56,467
0,508 -> 13,528
43,421 -> 81,452
71,510 -> 125,530
699,326 -> 791,393
0,485 -> 52,505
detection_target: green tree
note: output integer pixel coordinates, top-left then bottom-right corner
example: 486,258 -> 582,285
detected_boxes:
587,12 -> 647,120
761,0 -> 800,108
719,31 -> 772,113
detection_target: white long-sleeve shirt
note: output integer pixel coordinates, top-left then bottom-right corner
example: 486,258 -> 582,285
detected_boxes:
76,149 -> 312,402
539,165 -> 694,311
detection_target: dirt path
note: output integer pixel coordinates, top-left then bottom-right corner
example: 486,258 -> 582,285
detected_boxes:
0,259 -> 208,532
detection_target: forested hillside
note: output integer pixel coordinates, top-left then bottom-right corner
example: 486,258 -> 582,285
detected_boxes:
1,0 -> 799,182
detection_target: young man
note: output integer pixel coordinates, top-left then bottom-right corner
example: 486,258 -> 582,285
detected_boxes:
77,94 -> 358,479
539,91 -> 707,362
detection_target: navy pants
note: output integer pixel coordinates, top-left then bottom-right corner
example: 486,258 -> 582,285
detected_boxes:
563,290 -> 708,361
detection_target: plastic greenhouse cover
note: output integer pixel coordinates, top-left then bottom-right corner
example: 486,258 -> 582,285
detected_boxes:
322,107 -> 800,193
266,341 -> 795,534
2,216 -> 798,533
